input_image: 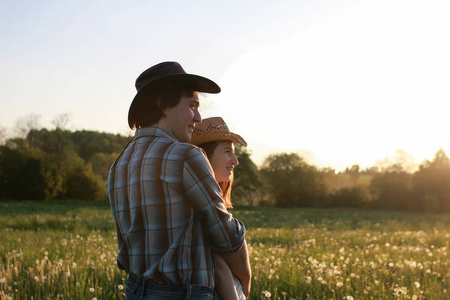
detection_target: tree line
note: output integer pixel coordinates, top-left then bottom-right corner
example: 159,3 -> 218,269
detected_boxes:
1,125 -> 449,213
237,148 -> 450,213
0,128 -> 129,201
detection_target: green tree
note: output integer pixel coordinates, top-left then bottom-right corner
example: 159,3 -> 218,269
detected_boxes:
330,186 -> 366,208
70,130 -> 131,162
412,148 -> 450,212
231,145 -> 262,206
65,163 -> 105,200
0,138 -> 62,200
89,152 -> 119,181
369,167 -> 412,211
260,152 -> 326,207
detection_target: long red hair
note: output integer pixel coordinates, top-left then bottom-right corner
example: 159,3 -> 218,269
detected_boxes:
197,141 -> 234,208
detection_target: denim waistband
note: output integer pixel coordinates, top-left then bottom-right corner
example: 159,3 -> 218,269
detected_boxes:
126,275 -> 218,299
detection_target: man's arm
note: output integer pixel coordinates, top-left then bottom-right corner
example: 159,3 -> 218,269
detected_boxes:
183,147 -> 246,253
222,239 -> 252,298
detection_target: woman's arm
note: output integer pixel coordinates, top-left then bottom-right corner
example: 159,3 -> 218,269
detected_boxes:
221,239 -> 252,298
213,252 -> 240,300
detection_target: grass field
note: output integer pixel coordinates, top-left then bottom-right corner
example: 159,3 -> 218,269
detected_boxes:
0,200 -> 449,300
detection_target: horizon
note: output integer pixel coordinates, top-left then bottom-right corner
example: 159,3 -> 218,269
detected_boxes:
0,117 -> 443,173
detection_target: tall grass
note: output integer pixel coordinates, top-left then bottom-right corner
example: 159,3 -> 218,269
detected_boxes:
0,200 -> 449,299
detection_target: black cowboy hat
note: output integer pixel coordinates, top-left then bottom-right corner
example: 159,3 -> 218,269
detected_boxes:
128,61 -> 221,129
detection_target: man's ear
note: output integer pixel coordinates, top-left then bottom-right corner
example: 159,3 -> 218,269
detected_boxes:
157,97 -> 167,117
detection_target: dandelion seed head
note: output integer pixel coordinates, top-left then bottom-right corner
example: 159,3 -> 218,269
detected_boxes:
89,287 -> 95,292
118,284 -> 124,290
414,282 -> 420,288
262,290 -> 271,298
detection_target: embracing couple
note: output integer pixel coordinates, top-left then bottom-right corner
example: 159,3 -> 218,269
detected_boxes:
107,62 -> 251,299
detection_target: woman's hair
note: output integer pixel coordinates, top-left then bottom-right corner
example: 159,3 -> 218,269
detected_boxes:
197,140 -> 234,209
134,90 -> 197,128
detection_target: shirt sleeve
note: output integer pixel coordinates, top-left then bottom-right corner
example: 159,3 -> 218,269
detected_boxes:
183,146 -> 246,255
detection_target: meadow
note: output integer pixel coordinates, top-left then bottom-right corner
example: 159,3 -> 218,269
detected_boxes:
0,200 -> 449,300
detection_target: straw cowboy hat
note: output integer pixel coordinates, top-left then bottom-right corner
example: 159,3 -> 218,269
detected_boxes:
190,117 -> 247,147
128,61 -> 221,129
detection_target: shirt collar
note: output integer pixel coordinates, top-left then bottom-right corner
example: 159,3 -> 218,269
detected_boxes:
135,126 -> 179,142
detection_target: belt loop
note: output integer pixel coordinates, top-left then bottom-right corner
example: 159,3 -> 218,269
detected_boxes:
132,277 -> 142,294
185,284 -> 192,300
140,279 -> 146,297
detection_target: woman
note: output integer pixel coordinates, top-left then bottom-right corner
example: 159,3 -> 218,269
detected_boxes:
190,117 -> 250,300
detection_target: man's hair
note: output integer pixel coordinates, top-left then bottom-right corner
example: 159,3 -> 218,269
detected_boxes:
133,90 -> 197,128
197,140 -> 234,208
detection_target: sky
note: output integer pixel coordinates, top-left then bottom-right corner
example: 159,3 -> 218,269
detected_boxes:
1,0 -> 449,171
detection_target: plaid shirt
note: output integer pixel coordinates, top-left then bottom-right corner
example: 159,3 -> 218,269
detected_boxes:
107,126 -> 246,288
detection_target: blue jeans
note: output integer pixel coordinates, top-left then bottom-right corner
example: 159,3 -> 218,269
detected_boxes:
126,275 -> 219,300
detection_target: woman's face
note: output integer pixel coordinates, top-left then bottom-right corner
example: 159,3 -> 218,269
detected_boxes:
210,141 -> 239,183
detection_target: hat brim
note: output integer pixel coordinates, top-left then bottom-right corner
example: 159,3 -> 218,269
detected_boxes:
128,74 -> 220,129
190,131 -> 247,147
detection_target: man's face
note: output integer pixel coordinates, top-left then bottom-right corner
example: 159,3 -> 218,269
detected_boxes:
161,93 -> 202,142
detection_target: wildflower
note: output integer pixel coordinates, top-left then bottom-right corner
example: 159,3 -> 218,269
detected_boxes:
118,285 -> 124,290
412,296 -> 418,300
34,276 -> 39,282
0,277 -> 6,283
92,298 -> 97,300
347,296 -> 354,300
89,287 -> 95,292
336,282 -> 343,288
306,276 -> 312,283
414,282 -> 420,288
262,290 -> 271,298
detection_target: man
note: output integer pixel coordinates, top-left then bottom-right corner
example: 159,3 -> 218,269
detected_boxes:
107,62 -> 251,299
